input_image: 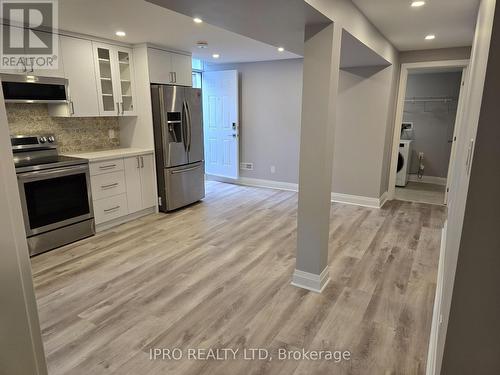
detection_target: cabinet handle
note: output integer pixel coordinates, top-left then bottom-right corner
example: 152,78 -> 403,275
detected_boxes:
136,156 -> 140,169
70,101 -> 75,115
140,156 -> 144,168
101,182 -> 119,189
117,102 -> 120,115
121,102 -> 124,115
99,164 -> 116,170
104,205 -> 120,213
174,72 -> 177,83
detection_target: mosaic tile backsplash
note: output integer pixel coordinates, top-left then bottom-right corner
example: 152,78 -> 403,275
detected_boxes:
6,104 -> 120,153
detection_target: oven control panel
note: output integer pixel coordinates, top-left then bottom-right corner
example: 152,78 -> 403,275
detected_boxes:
11,134 -> 57,149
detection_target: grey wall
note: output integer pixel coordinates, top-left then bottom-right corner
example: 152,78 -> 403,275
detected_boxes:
206,58 -> 398,199
206,59 -> 303,184
442,1 -> 500,373
403,72 -> 462,178
399,47 -> 471,64
334,65 -> 397,198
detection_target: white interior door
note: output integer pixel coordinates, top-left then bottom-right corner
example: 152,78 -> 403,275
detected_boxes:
444,67 -> 468,205
202,70 -> 239,179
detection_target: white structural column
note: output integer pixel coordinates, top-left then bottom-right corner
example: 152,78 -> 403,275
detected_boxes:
292,22 -> 342,293
0,85 -> 48,374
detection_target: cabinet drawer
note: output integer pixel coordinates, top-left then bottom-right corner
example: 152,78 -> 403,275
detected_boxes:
91,171 -> 126,200
90,158 -> 124,176
93,194 -> 128,224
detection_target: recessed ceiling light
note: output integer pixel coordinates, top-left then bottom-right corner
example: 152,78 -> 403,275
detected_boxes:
411,1 -> 426,7
193,17 -> 203,24
115,31 -> 126,37
277,47 -> 285,52
425,34 -> 436,40
212,53 -> 220,59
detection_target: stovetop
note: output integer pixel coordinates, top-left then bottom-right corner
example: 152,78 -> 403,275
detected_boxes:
12,134 -> 89,173
14,154 -> 88,174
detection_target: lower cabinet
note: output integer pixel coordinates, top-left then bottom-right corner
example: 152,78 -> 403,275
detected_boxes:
124,153 -> 156,214
89,152 -> 156,228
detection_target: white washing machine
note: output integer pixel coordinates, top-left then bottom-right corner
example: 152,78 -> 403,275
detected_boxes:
396,140 -> 413,187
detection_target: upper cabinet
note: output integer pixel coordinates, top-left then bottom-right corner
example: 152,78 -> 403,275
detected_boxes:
93,42 -> 137,116
148,47 -> 192,87
49,36 -> 100,117
0,25 -> 64,77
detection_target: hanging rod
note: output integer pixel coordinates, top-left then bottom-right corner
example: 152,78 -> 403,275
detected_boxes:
404,96 -> 458,103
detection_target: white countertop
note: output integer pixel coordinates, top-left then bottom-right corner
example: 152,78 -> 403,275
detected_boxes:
64,148 -> 154,162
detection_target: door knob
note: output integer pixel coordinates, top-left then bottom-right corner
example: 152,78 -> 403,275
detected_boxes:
232,134 -> 237,138
232,123 -> 237,130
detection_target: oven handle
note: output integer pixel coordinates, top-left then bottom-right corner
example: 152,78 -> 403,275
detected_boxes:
17,164 -> 89,182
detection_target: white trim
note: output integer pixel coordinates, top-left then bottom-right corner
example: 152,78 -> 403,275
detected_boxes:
207,175 -> 388,208
206,174 -> 299,192
387,59 -> 470,201
95,206 -> 156,232
379,191 -> 388,208
408,174 -> 447,186
291,267 -> 330,293
331,192 -> 386,209
426,221 -> 448,375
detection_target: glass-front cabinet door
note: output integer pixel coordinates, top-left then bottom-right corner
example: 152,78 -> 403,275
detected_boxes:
115,47 -> 136,115
93,43 -> 118,116
92,42 -> 136,116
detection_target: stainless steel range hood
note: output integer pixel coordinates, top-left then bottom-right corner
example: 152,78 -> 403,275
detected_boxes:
1,73 -> 68,103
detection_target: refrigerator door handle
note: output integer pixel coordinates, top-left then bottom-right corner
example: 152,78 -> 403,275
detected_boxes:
171,164 -> 203,174
186,101 -> 192,152
182,101 -> 188,151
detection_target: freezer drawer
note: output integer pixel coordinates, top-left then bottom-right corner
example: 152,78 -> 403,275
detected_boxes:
164,162 -> 205,211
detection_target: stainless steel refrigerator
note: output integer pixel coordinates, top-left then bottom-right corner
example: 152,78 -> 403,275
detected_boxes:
151,85 -> 205,212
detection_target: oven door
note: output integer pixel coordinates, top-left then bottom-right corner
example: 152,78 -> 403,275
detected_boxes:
17,164 -> 94,237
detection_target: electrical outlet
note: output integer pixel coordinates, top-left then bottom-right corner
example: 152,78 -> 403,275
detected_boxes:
108,129 -> 116,139
240,162 -> 253,171
270,166 -> 276,174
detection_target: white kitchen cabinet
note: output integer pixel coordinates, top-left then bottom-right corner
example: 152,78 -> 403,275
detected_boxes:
93,42 -> 137,116
31,36 -> 65,78
0,26 -> 64,77
94,194 -> 129,225
147,47 -> 173,85
148,47 -> 192,87
48,36 -> 100,117
124,153 -> 156,214
171,53 -> 192,86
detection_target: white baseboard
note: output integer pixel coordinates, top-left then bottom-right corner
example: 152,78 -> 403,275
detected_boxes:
205,174 -> 299,192
291,267 -> 330,293
331,191 -> 387,209
96,206 -> 156,232
409,174 -> 447,186
207,174 -> 388,209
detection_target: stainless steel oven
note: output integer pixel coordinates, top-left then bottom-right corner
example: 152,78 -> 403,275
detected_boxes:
17,165 -> 93,237
12,135 -> 95,256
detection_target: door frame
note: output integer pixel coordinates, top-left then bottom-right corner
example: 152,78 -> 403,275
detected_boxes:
387,59 -> 470,202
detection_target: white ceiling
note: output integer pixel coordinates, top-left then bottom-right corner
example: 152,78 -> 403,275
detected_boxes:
58,0 -> 300,63
351,0 -> 480,51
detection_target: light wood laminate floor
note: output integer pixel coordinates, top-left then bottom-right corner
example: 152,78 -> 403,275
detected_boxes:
32,181 -> 446,375
395,182 -> 446,206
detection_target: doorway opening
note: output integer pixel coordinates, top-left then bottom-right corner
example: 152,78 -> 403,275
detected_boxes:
388,60 -> 469,205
